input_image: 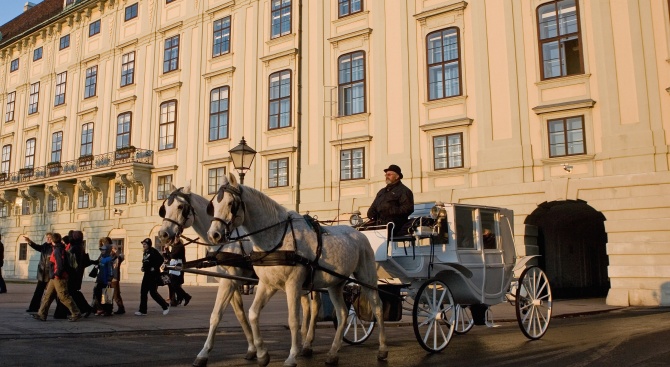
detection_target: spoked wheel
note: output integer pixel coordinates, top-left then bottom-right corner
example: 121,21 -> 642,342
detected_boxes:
515,266 -> 552,339
334,303 -> 376,345
454,304 -> 474,334
412,279 -> 456,353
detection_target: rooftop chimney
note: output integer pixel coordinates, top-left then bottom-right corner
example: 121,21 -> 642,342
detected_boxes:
24,2 -> 37,12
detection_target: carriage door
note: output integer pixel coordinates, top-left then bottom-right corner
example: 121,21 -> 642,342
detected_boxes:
455,206 -> 485,300
479,210 -> 505,297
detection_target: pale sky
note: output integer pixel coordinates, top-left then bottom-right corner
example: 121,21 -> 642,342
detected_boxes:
0,0 -> 45,28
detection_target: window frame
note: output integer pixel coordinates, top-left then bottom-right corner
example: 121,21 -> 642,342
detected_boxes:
426,27 -> 462,101
159,100 -> 177,151
536,0 -> 584,80
47,195 -> 58,213
116,112 -> 132,149
10,58 -> 19,72
209,86 -> 229,141
338,0 -> 363,18
1,145 -> 11,174
84,65 -> 98,99
338,51 -> 366,116
54,71 -> 67,106
270,0 -> 292,39
51,131 -> 63,163
547,115 -> 586,158
340,147 -> 365,181
125,3 -> 138,21
157,174 -> 173,200
268,70 -> 292,130
163,35 -> 180,74
22,199 -> 30,215
0,203 -> 8,218
59,34 -> 70,50
268,157 -> 289,188
114,183 -> 127,205
89,19 -> 101,37
433,132 -> 464,170
33,47 -> 43,61
78,190 -> 89,209
120,51 -> 135,87
80,122 -> 94,157
212,17 -> 231,57
24,138 -> 36,169
28,82 -> 40,115
5,92 -> 15,122
207,167 -> 226,194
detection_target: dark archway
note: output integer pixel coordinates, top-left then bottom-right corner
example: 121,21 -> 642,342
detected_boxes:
525,200 -> 609,299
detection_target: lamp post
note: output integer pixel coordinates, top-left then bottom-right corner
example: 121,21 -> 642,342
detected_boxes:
228,136 -> 257,185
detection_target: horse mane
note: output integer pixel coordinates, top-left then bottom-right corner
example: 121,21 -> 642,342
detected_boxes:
239,185 -> 292,223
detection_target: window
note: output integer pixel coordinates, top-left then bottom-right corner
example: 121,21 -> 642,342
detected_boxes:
208,167 -> 226,194
19,243 -> 27,260
120,52 -> 135,86
455,206 -> 475,249
166,0 -> 176,3
28,82 -> 40,114
481,210 -> 499,250
80,122 -> 94,156
268,158 -> 288,188
0,204 -> 7,218
33,47 -> 43,61
157,175 -> 173,199
24,138 -> 36,169
209,87 -> 229,141
537,0 -> 583,79
427,28 -> 461,100
338,0 -> 362,18
213,17 -> 231,57
338,51 -> 365,116
163,35 -> 180,73
340,148 -> 364,180
116,112 -> 132,149
84,66 -> 97,98
5,92 -> 15,122
125,3 -> 138,21
271,0 -> 291,39
51,132 -> 63,163
78,190 -> 89,209
59,34 -> 70,50
47,195 -> 58,213
10,58 -> 18,72
159,101 -> 176,150
114,184 -> 127,205
22,200 -> 30,215
433,133 -> 463,170
1,145 -> 11,174
89,19 -> 101,37
54,71 -> 67,106
269,70 -> 291,129
548,115 -> 585,157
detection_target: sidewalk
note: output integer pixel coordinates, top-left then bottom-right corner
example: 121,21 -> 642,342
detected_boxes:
0,280 -> 623,338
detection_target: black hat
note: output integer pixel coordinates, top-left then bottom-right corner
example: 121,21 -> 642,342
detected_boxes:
383,164 -> 403,179
141,238 -> 152,246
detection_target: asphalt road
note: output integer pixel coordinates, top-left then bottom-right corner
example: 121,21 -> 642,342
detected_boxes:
2,307 -> 669,366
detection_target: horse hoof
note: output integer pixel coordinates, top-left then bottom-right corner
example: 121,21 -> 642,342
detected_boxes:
301,347 -> 313,357
257,353 -> 270,367
377,350 -> 389,361
192,357 -> 208,367
245,351 -> 257,360
283,362 -> 298,367
325,355 -> 339,365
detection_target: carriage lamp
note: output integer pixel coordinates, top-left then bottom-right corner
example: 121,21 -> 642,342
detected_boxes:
349,211 -> 363,227
430,205 -> 447,220
228,137 -> 257,185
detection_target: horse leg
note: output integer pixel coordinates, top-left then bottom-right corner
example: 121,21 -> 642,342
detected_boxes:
361,287 -> 388,361
283,282 -> 303,367
326,284 -> 347,365
230,281 -> 257,360
300,292 -> 321,357
249,282 -> 277,367
193,278 -> 236,366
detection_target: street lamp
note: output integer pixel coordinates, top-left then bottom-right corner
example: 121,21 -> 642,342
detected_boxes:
228,136 -> 257,185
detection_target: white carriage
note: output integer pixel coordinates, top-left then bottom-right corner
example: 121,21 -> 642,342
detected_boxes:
338,202 -> 553,352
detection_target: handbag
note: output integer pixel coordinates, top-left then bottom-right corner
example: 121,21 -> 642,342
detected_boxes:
88,265 -> 99,278
158,272 -> 171,287
101,286 -> 113,305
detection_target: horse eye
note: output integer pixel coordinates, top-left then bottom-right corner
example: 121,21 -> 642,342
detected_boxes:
178,205 -> 183,210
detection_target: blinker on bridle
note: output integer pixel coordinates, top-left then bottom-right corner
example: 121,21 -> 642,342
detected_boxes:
159,187 -> 194,235
208,184 -> 244,239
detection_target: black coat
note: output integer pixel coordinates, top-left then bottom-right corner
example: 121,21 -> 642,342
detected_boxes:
169,243 -> 186,285
29,241 -> 53,282
367,180 -> 415,234
141,247 -> 164,277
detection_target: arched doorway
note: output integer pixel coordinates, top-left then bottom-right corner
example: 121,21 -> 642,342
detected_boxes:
525,200 -> 609,298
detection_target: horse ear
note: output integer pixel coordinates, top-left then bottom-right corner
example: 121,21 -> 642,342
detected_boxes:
159,205 -> 166,218
228,172 -> 238,186
170,183 -> 178,192
183,182 -> 191,194
206,201 -> 214,216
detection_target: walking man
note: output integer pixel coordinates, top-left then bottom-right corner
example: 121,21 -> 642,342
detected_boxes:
135,238 -> 170,316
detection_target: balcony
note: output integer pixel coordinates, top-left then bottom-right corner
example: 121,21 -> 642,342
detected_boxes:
0,148 -> 153,188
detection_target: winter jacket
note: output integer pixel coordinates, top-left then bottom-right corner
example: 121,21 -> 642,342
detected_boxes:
111,253 -> 124,281
96,254 -> 113,284
49,242 -> 69,280
141,247 -> 164,276
29,241 -> 53,282
367,180 -> 415,234
169,243 -> 186,285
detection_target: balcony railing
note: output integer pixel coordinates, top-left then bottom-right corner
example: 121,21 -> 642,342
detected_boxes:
0,148 -> 153,187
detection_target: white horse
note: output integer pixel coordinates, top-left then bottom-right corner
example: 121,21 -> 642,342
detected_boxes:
207,173 -> 388,366
157,186 -> 320,366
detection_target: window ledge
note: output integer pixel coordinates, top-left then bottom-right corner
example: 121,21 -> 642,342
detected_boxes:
333,10 -> 369,25
426,167 -> 470,177
265,126 -> 295,136
540,154 -> 594,165
422,95 -> 466,108
266,33 -> 295,47
535,73 -> 591,87
53,103 -> 66,110
334,178 -> 371,188
266,185 -> 293,193
333,112 -> 370,125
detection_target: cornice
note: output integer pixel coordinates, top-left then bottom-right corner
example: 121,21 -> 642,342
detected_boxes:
532,99 -> 596,115
414,1 -> 468,23
203,66 -> 235,80
206,1 -> 236,15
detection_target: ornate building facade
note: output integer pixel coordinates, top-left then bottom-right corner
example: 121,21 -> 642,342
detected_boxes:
0,0 -> 669,306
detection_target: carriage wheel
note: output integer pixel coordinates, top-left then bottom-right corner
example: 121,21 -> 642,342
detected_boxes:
333,303 -> 375,345
454,304 -> 474,334
515,266 -> 552,340
412,279 -> 456,353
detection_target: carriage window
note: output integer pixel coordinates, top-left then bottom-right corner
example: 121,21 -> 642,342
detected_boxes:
481,210 -> 498,250
455,206 -> 475,249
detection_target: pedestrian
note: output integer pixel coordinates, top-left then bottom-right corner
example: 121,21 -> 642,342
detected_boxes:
32,232 -> 82,322
24,233 -> 53,313
135,238 -> 170,316
0,240 -> 6,293
54,233 -> 93,318
91,239 -> 114,316
110,243 -> 126,314
168,239 -> 192,306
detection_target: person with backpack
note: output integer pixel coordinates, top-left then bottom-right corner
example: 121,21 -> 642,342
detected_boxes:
90,239 -> 114,316
32,233 -> 82,322
54,234 -> 94,318
110,243 -> 126,314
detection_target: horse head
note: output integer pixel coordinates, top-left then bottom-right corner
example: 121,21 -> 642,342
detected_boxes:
207,173 -> 245,243
158,184 -> 196,245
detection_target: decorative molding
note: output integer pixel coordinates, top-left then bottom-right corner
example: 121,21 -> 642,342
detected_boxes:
414,1 -> 468,24
154,82 -> 182,95
203,66 -> 235,80
1,132 -> 15,141
158,21 -> 183,35
260,49 -> 298,66
0,190 -> 17,204
45,182 -> 73,211
77,177 -> 106,208
48,116 -> 67,125
206,1 -> 235,15
532,99 -> 596,115
328,28 -> 372,48
80,54 -> 100,66
332,10 -> 370,26
116,38 -> 138,50
112,95 -> 137,106
152,165 -> 178,174
115,168 -> 150,204
259,146 -> 297,156
420,117 -> 473,132
201,156 -> 232,165
329,135 -> 372,146
23,125 -> 40,134
77,106 -> 98,117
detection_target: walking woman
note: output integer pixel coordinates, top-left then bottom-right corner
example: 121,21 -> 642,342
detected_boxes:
135,238 -> 170,316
